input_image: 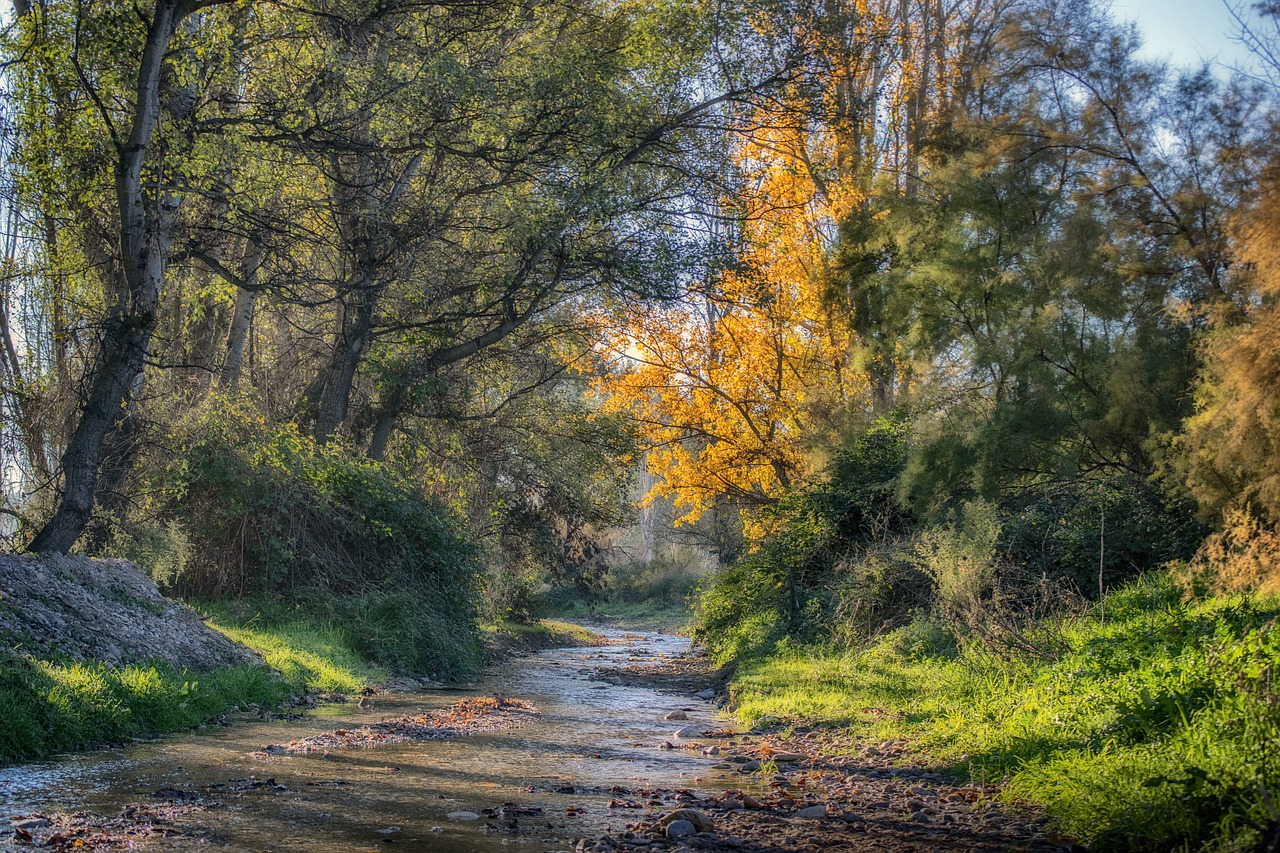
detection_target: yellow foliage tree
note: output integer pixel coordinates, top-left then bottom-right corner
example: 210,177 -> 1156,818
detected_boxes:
591,0 -> 1000,525
590,111 -> 866,526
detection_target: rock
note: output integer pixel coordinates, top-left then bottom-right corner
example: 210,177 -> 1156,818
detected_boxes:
702,745 -> 720,756
735,760 -> 761,772
695,688 -> 716,701
659,809 -> 716,832
665,711 -> 689,721
12,819 -> 50,831
665,820 -> 696,838
446,811 -> 480,821
771,752 -> 805,763
674,726 -> 703,739
741,796 -> 764,810
795,805 -> 827,819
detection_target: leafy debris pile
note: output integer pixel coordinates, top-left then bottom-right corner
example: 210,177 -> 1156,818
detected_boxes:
255,695 -> 539,755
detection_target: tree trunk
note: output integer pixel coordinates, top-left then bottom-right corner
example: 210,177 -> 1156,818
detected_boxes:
28,0 -> 188,554
313,278 -> 376,443
368,408 -> 397,461
217,240 -> 262,390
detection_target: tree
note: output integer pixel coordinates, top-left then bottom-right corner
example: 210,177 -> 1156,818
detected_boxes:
15,0 -> 240,553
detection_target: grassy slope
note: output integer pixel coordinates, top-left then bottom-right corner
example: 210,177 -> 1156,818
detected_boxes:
727,573 -> 1280,850
0,654 -> 289,764
0,607 -> 607,765
481,618 -> 607,661
0,609 -> 382,765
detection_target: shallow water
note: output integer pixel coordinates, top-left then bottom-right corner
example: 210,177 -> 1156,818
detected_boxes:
0,628 -> 747,851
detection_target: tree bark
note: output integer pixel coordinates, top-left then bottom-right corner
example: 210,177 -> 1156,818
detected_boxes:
313,275 -> 377,443
218,240 -> 262,390
28,0 -> 190,554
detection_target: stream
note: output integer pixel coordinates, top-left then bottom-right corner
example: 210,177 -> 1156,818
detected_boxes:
0,628 -> 745,852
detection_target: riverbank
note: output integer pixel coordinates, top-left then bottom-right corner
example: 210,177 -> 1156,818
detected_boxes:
721,574 -> 1280,851
583,572 -> 1280,852
0,627 -> 722,851
0,553 -> 614,765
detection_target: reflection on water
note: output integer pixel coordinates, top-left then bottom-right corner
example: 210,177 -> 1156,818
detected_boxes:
0,628 -> 746,851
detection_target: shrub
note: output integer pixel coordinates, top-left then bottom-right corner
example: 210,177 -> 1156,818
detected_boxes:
1000,478 -> 1205,595
147,399 -> 481,676
694,417 -> 912,661
1182,506 -> 1280,597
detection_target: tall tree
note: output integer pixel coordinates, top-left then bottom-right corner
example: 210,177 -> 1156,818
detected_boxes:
17,0 -> 238,553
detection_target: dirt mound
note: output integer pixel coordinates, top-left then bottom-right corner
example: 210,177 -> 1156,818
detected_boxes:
0,553 -> 256,669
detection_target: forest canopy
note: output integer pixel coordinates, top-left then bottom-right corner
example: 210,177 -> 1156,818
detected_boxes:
1,0 -> 1279,626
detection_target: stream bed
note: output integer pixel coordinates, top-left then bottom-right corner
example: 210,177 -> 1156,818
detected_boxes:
0,628 -> 742,852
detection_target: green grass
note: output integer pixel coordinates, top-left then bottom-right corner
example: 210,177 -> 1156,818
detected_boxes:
481,618 -> 608,661
553,597 -> 693,632
727,572 -> 1280,851
207,617 -> 383,694
0,653 -> 289,764
0,604 -> 393,765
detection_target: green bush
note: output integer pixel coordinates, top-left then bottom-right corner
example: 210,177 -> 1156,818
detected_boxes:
694,417 -> 916,661
150,399 -> 481,677
1000,478 -> 1206,595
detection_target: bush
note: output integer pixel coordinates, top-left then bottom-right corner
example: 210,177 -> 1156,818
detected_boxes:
829,537 -> 931,646
694,418 -> 912,662
1000,478 -> 1205,595
146,399 -> 481,677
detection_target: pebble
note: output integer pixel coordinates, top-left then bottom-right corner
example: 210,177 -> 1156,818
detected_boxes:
695,688 -> 716,700
795,805 -> 827,819
665,711 -> 689,721
666,819 -> 696,838
674,726 -> 703,739
446,811 -> 480,821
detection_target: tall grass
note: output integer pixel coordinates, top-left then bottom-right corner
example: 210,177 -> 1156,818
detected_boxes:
729,572 -> 1280,850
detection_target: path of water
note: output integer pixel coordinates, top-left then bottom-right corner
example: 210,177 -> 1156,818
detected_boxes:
0,628 -> 744,851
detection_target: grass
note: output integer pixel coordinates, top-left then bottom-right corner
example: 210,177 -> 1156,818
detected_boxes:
546,557 -> 707,632
726,572 -> 1280,851
481,618 -> 608,661
0,653 -> 289,764
553,597 -> 693,632
206,616 -> 383,694
0,603 -> 391,765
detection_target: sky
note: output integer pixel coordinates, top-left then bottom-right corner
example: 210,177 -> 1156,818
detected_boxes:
1111,0 -> 1259,71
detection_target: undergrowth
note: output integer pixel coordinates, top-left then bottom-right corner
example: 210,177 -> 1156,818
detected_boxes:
728,572 -> 1280,851
204,611 -> 383,694
0,653 -> 288,765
